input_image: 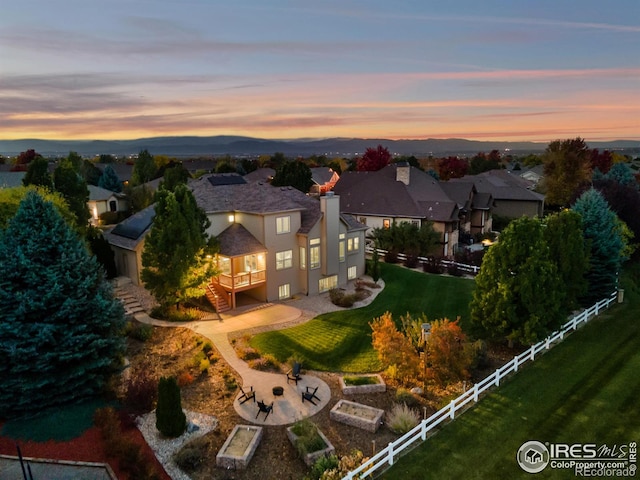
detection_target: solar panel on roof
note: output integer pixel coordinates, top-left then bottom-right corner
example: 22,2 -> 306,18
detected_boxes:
111,205 -> 155,240
207,174 -> 246,186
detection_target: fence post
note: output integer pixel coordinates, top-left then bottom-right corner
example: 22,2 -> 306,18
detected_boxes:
473,383 -> 479,402
494,371 -> 500,387
530,345 -> 535,361
449,400 -> 456,419
421,420 -> 426,441
388,443 -> 394,466
595,302 -> 599,316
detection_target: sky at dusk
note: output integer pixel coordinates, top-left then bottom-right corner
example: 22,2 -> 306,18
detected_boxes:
1,0 -> 639,142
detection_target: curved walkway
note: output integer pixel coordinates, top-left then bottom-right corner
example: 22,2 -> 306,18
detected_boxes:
131,278 -> 385,426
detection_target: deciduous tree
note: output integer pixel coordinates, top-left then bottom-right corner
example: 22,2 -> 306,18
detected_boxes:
0,186 -> 75,228
425,318 -> 472,386
543,210 -> 589,312
131,149 -> 157,186
22,156 -> 53,189
0,191 -> 125,415
470,216 -> 565,346
357,145 -> 391,172
436,156 -> 468,180
370,312 -> 420,383
541,137 -> 591,207
271,160 -> 313,193
53,159 -> 90,229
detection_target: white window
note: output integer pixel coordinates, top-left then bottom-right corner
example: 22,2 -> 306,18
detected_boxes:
347,236 -> 360,252
276,250 -> 293,270
310,238 -> 320,269
276,215 -> 290,234
319,275 -> 338,293
299,246 -> 306,269
348,266 -> 357,280
278,284 -> 290,299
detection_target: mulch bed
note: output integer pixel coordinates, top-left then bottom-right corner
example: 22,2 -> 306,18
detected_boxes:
0,420 -> 171,480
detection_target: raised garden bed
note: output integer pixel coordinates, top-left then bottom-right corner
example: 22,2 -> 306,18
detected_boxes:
339,374 -> 386,395
286,421 -> 335,467
330,400 -> 384,433
216,425 -> 263,470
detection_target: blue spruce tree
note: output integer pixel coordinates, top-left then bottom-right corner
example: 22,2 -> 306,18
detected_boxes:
0,191 -> 125,416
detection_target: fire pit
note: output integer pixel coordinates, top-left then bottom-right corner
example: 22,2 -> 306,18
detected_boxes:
272,386 -> 284,396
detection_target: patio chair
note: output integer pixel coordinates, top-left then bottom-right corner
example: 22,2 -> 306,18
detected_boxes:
255,400 -> 274,420
238,385 -> 256,404
301,385 -> 320,405
286,362 -> 302,385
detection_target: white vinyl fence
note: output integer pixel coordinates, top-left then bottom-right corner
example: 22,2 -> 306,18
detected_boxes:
365,246 -> 481,275
342,291 -> 619,479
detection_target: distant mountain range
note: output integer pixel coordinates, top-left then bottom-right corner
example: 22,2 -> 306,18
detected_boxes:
1,136 -> 639,157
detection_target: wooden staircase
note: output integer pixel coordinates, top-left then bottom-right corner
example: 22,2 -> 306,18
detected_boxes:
205,284 -> 231,313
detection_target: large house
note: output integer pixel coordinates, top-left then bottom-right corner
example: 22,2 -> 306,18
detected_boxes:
106,174 -> 367,311
87,185 -> 128,225
190,174 -> 367,310
333,163 -> 472,257
451,170 -> 544,218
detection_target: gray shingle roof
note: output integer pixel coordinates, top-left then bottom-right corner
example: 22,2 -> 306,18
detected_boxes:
88,184 -> 125,201
333,164 -> 459,222
0,172 -> 26,188
190,174 -> 322,234
217,223 -> 266,257
453,170 -> 544,202
310,167 -> 337,185
243,168 -> 275,183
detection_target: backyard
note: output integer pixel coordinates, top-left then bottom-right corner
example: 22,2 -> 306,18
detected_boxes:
380,273 -> 640,479
249,262 -> 476,372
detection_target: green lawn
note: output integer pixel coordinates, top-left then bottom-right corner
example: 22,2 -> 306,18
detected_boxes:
250,263 -> 475,372
381,276 -> 640,480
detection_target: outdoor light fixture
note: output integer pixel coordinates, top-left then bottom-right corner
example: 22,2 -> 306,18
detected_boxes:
228,214 -> 235,222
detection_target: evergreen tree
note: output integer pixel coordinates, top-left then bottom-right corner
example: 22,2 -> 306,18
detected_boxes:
142,184 -> 216,307
0,191 -> 125,416
271,160 -> 314,193
53,159 -> 90,229
572,188 -> 625,304
22,156 -> 53,189
159,165 -> 190,192
98,164 -> 123,193
156,376 -> 186,437
131,149 -> 157,186
606,162 -> 637,189
543,210 -> 589,312
470,216 -> 565,346
87,225 -> 118,278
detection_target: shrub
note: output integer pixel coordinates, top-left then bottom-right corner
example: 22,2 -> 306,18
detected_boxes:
222,369 -> 237,391
307,454 -> 340,480
123,366 -> 157,414
384,250 -> 399,263
404,254 -> 419,269
177,371 -> 195,387
156,376 -> 186,437
328,288 -> 358,307
315,450 -> 368,480
240,347 -> 261,360
448,264 -> 463,277
422,256 -> 444,274
202,341 -> 213,354
151,305 -> 199,322
125,321 -> 154,342
192,350 -> 206,368
199,358 -> 210,374
174,436 -> 209,472
291,419 -> 327,458
395,387 -> 421,408
248,354 -> 280,372
387,403 -> 420,434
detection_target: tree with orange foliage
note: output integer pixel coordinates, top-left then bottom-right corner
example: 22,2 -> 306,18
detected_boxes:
370,311 -> 420,384
425,318 -> 473,385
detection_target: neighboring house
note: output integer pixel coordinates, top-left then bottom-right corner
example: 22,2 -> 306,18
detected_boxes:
452,170 -> 545,218
310,167 -> 340,195
243,167 -> 275,183
519,164 -> 544,188
0,171 -> 26,188
191,173 -> 367,310
333,163 -> 465,257
96,163 -> 133,187
440,181 -> 493,241
87,185 -> 128,225
104,205 -> 155,286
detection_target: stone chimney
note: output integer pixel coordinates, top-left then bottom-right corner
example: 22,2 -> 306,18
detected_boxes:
320,192 -> 339,275
396,162 -> 410,185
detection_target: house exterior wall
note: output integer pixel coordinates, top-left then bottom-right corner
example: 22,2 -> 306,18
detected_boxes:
470,210 -> 492,235
493,200 -> 543,218
263,210 -> 303,301
111,243 -> 145,286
